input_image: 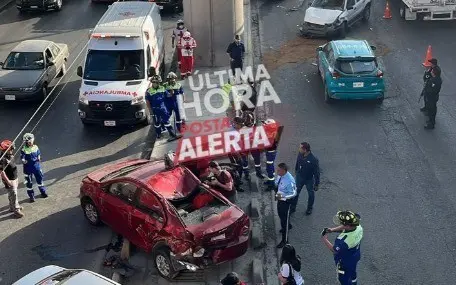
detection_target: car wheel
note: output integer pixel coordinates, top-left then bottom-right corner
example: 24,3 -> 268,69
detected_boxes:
362,5 -> 371,22
55,0 -> 62,11
40,85 -> 48,101
324,88 -> 333,104
153,248 -> 178,280
376,96 -> 384,104
82,198 -> 102,226
58,63 -> 66,77
400,3 -> 406,19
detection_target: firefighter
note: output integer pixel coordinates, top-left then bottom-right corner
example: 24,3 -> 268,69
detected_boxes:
172,19 -> 189,70
165,72 -> 185,132
177,31 -> 197,78
146,75 -> 178,140
321,211 -> 363,285
1,140 -> 24,218
21,133 -> 47,202
263,119 -> 279,189
229,116 -> 250,182
241,112 -> 264,179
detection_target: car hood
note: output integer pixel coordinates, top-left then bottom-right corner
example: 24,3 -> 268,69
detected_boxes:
304,7 -> 343,25
0,69 -> 43,88
79,80 -> 149,102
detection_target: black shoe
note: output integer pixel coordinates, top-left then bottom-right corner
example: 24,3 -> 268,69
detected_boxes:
279,225 -> 292,233
290,208 -> 296,214
29,198 -> 35,203
306,209 -> 312,215
41,193 -> 48,198
424,124 -> 435,130
244,174 -> 250,181
256,172 -> 265,179
276,241 -> 286,248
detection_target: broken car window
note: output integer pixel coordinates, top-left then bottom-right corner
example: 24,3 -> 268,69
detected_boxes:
109,182 -> 138,202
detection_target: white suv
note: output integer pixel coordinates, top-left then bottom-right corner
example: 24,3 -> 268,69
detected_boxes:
300,0 -> 372,38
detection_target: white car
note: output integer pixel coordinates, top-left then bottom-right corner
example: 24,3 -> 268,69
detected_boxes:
13,265 -> 121,285
300,0 -> 371,38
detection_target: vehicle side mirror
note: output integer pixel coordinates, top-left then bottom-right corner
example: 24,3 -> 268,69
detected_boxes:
316,46 -> 323,52
77,66 -> 83,77
370,45 -> 377,51
148,66 -> 156,77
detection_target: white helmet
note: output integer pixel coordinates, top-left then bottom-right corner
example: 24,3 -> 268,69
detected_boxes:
183,31 -> 191,38
177,19 -> 184,25
167,72 -> 178,79
263,119 -> 276,125
23,133 -> 35,142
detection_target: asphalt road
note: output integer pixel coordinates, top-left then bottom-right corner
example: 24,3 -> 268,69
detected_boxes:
258,0 -> 456,284
0,2 -> 179,284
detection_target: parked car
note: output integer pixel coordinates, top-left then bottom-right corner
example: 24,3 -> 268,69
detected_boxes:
300,0 -> 371,38
13,265 -> 121,285
118,0 -> 183,12
80,159 -> 250,279
316,40 -> 385,103
16,0 -> 63,13
0,40 -> 68,102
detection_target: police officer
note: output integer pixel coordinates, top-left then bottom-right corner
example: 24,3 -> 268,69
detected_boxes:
274,163 -> 297,248
146,75 -> 178,140
424,66 -> 442,130
420,58 -> 438,113
21,133 -> 48,202
165,72 -> 184,132
321,210 -> 363,285
263,119 -> 279,189
291,142 -> 320,215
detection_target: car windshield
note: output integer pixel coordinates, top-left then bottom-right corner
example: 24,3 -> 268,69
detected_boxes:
337,59 -> 377,74
2,52 -> 44,70
83,49 -> 145,81
311,0 -> 345,10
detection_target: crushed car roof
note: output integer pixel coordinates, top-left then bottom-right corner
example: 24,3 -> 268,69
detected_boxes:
12,40 -> 53,53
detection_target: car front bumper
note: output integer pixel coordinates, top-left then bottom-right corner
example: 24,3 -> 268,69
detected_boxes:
17,1 -> 60,11
0,89 -> 42,101
300,22 -> 342,37
78,101 -> 148,126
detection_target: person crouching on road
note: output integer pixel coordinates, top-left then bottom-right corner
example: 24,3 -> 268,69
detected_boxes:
1,140 -> 24,218
321,210 -> 363,285
21,133 -> 48,202
146,75 -> 178,141
165,72 -> 185,132
278,244 -> 305,285
275,163 -> 297,248
205,161 -> 235,201
220,272 -> 247,285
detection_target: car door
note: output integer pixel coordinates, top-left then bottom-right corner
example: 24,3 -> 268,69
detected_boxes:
44,48 -> 57,80
319,44 -> 333,82
98,181 -> 138,240
49,43 -> 64,73
346,0 -> 363,23
130,188 -> 166,252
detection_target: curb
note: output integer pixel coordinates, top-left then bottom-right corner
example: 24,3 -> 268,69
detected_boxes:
271,190 -> 283,263
249,192 -> 266,249
0,0 -> 14,11
252,258 -> 265,285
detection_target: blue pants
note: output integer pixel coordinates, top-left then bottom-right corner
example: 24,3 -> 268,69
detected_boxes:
24,167 -> 46,199
265,149 -> 277,185
291,176 -> 314,211
164,97 -> 182,132
250,149 -> 262,174
152,107 -> 175,138
337,261 -> 358,285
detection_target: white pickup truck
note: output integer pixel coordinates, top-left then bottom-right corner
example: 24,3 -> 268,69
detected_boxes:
400,0 -> 456,20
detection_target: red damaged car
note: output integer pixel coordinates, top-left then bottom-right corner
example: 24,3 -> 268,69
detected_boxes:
79,159 -> 250,279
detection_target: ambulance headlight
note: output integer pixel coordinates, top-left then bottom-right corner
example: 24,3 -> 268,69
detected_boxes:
131,96 -> 145,105
79,95 -> 88,105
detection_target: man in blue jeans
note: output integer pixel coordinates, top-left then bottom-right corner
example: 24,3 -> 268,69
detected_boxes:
291,142 -> 320,215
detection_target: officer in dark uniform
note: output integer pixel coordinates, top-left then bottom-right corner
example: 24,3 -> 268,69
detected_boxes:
420,58 -> 438,112
424,66 -> 442,130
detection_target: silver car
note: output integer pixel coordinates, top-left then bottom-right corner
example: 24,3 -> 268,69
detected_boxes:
13,265 -> 121,285
0,40 -> 69,102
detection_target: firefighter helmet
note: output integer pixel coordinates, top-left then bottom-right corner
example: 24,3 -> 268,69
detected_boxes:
183,31 -> 191,38
242,111 -> 255,127
151,75 -> 162,83
333,210 -> 360,226
167,72 -> 178,79
23,133 -> 34,143
233,116 -> 244,126
0,140 -> 14,151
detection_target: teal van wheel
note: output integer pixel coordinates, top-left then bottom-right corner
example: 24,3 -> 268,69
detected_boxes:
324,88 -> 334,104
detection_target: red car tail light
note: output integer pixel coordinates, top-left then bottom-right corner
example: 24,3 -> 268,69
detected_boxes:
331,70 -> 341,79
377,70 -> 383,78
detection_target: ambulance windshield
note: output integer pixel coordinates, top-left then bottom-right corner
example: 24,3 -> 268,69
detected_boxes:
83,49 -> 144,81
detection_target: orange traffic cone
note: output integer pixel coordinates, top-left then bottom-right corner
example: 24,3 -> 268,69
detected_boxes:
422,45 -> 433,67
383,1 -> 392,19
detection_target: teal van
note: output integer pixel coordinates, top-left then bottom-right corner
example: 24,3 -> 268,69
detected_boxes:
316,40 -> 385,104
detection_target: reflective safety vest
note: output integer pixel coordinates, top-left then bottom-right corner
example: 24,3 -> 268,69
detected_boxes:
21,144 -> 41,167
166,82 -> 184,96
337,225 -> 363,249
146,86 -> 167,107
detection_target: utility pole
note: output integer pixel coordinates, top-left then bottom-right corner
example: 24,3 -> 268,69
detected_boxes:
184,0 -> 244,67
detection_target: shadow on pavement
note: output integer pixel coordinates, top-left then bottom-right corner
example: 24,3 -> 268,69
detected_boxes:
0,206 -> 112,284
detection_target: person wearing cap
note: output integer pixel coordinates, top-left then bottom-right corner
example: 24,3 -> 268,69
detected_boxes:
177,31 -> 197,78
275,163 -> 297,248
226,35 -> 245,78
420,58 -> 439,113
321,210 -> 363,285
220,272 -> 246,285
172,19 -> 190,69
1,140 -> 24,218
21,133 -> 48,202
423,66 -> 442,129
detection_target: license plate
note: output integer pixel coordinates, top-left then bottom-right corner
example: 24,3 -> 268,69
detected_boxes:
353,82 -> 364,88
158,5 -> 163,9
31,5 -> 38,8
211,234 -> 225,241
104,121 -> 116,126
5,95 -> 15,100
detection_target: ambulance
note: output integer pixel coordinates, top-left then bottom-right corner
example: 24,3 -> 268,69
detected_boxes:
76,1 -> 164,127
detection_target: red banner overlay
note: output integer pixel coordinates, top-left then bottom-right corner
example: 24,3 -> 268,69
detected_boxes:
174,117 -> 280,163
